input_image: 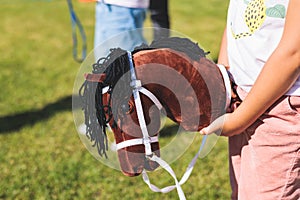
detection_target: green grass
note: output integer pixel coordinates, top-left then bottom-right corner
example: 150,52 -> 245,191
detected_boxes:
0,0 -> 230,199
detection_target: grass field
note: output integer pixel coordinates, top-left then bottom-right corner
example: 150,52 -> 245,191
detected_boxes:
0,0 -> 230,199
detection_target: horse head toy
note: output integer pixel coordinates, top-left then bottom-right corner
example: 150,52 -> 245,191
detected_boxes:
78,37 -> 240,199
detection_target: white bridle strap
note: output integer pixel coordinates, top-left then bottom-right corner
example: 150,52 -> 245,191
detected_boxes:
115,86 -> 162,151
128,51 -> 153,156
217,64 -> 231,110
139,87 -> 163,110
116,136 -> 159,151
102,86 -> 109,94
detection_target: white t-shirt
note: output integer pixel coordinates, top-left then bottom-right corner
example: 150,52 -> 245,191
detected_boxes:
227,0 -> 300,95
100,0 -> 149,8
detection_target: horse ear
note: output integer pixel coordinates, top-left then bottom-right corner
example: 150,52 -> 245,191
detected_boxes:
84,73 -> 106,83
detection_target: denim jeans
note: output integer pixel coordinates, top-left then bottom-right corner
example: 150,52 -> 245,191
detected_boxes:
94,2 -> 147,58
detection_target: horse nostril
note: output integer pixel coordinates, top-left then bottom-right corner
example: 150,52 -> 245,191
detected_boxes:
128,166 -> 143,177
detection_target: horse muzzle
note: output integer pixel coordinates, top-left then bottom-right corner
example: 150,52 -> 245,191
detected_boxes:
117,142 -> 160,177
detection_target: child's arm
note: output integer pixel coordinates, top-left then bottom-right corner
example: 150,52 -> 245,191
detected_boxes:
218,27 -> 229,66
200,0 -> 300,136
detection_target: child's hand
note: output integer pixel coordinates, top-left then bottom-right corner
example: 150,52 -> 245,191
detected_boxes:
199,113 -> 236,137
199,114 -> 227,135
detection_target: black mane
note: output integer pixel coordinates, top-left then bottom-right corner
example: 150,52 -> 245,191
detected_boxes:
133,37 -> 208,61
79,37 -> 207,157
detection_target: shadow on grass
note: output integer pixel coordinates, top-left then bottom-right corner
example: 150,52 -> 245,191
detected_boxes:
0,95 -> 80,134
0,94 -> 183,137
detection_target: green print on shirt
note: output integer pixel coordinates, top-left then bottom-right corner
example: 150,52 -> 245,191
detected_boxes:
232,0 -> 286,39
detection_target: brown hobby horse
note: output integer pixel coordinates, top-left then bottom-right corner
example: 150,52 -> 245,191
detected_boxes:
79,37 -> 240,177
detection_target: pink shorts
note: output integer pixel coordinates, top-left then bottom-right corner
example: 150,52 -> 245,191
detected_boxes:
229,87 -> 300,200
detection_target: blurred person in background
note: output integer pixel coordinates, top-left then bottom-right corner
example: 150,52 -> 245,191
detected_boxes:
149,0 -> 170,40
94,0 -> 170,57
94,0 -> 149,56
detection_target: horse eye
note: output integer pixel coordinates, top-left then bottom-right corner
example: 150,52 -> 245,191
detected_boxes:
120,102 -> 133,114
121,103 -> 130,113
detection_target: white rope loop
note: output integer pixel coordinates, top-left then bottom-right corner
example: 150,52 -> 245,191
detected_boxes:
141,135 -> 208,200
146,155 -> 187,200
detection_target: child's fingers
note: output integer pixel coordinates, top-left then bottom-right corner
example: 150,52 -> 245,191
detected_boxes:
199,127 -> 209,135
199,114 -> 228,135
